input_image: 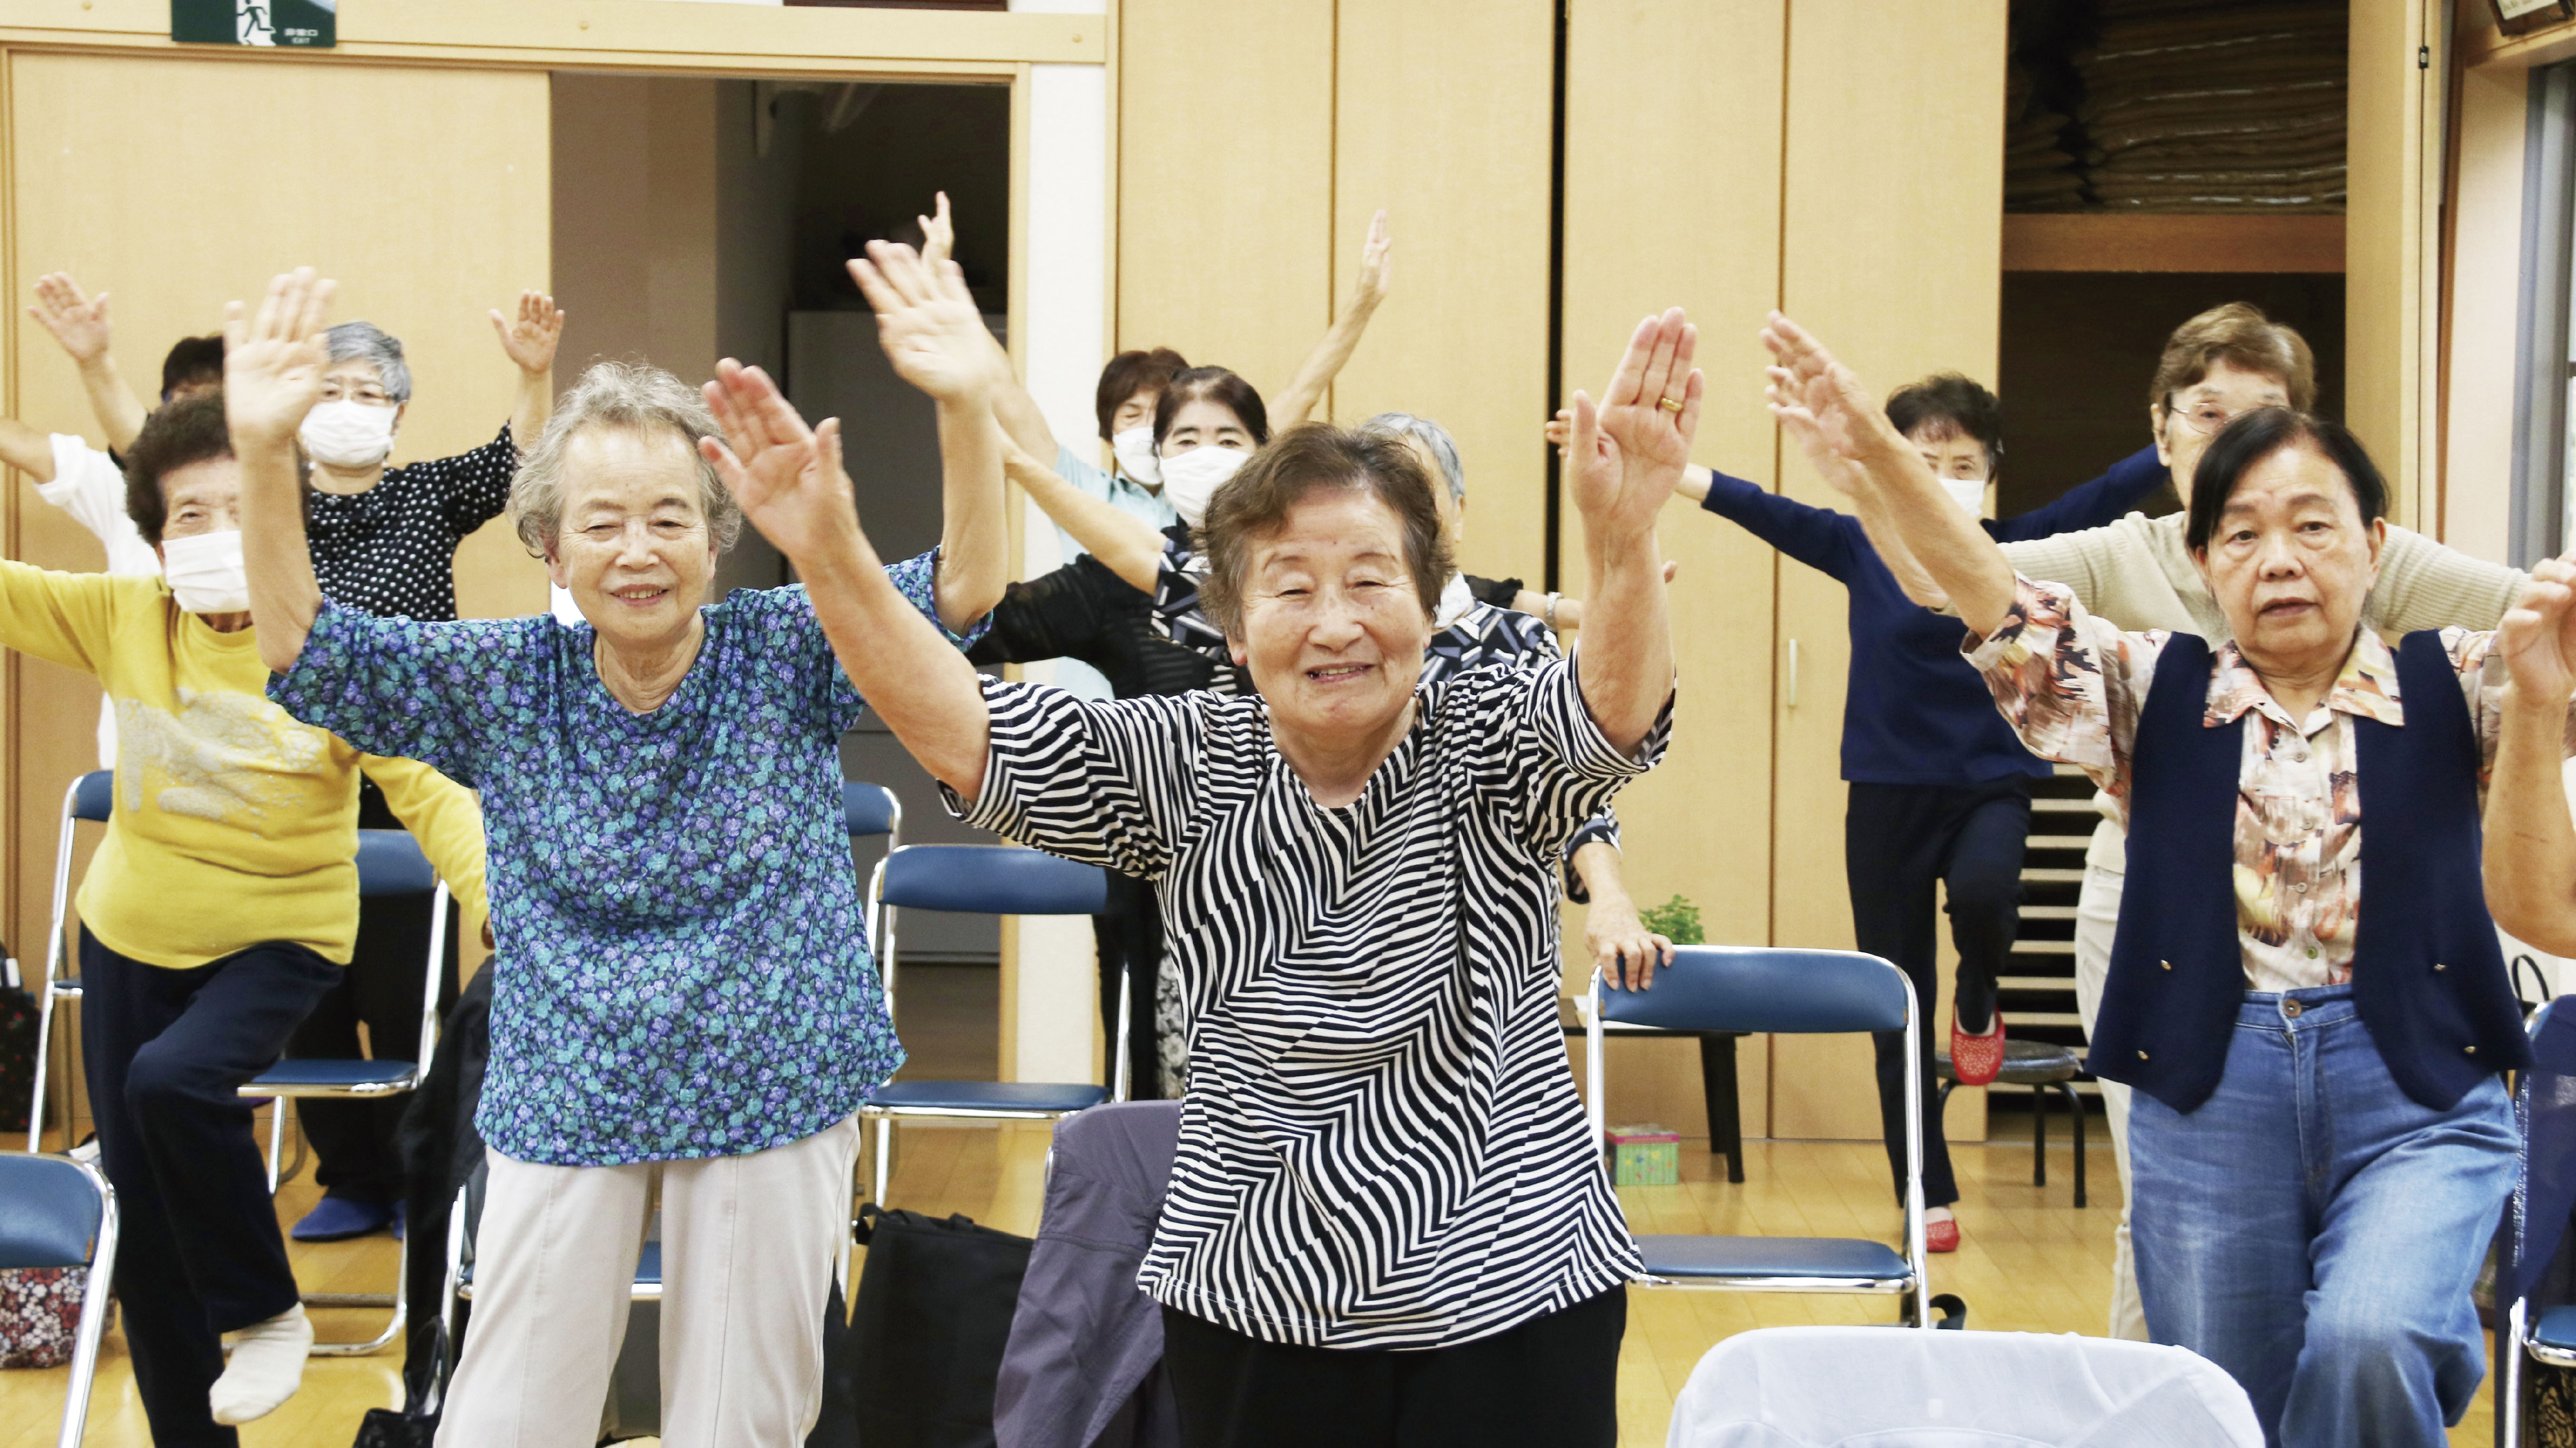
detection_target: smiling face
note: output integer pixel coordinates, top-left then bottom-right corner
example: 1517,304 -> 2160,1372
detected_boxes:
1227,488 -> 1432,752
543,425 -> 717,652
2193,442 -> 2385,678
1160,396 -> 1257,458
2153,358 -> 2289,508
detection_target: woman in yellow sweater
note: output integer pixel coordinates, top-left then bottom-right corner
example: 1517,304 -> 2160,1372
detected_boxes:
0,390 -> 487,1446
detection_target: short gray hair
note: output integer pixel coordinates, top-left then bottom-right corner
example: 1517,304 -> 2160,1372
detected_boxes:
325,321 -> 414,404
1362,412 -> 1464,502
508,361 -> 742,557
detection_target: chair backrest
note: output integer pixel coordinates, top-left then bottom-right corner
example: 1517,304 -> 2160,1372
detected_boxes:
1599,946 -> 1908,1035
878,844 -> 1109,917
843,781 -> 901,841
68,771 -> 110,825
1667,1326 -> 2263,1447
0,1153 -> 105,1269
355,829 -> 439,897
2505,999 -> 2576,1307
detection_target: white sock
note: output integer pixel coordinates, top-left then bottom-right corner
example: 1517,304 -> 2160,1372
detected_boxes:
210,1304 -> 310,1425
1925,1206 -> 1955,1225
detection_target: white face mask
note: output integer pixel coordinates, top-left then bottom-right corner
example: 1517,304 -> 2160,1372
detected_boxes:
1939,476 -> 1988,515
1159,445 -> 1251,528
161,529 -> 249,614
300,399 -> 399,469
1111,426 -> 1162,488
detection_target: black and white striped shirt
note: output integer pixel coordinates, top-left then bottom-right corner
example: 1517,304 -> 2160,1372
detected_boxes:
953,659 -> 1665,1348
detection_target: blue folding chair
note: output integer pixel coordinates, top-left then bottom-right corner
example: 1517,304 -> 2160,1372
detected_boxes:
2492,999 -> 2576,1442
0,1152 -> 118,1448
1584,946 -> 1930,1325
860,844 -> 1116,1209
25,771 -> 111,1154
234,829 -> 451,1356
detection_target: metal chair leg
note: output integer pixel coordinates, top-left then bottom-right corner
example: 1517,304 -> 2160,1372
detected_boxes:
2031,1084 -> 2048,1188
266,1098 -> 287,1194
2060,1082 -> 2088,1208
871,1117 -> 892,1210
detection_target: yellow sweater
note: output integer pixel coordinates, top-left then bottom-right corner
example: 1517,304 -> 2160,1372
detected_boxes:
0,564 -> 488,969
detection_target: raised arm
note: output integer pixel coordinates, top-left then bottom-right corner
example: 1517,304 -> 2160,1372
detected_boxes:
2488,555 -> 2576,954
29,274 -> 148,453
1563,310 -> 1689,755
1272,210 -> 1393,429
489,291 -> 564,452
227,269 -> 335,674
856,192 -> 1063,470
701,361 -> 995,796
1765,313 -> 2009,633
1004,437 -> 1164,592
849,240 -> 1011,630
0,418 -> 57,481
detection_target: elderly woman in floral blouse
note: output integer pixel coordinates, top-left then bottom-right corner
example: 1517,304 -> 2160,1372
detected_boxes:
1767,313 -> 2560,1448
225,261 -> 1006,1445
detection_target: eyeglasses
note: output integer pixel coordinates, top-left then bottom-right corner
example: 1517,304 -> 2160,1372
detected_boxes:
2166,398 -> 2252,437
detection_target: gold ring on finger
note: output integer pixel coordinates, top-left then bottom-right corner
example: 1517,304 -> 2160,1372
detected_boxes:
1658,395 -> 1685,413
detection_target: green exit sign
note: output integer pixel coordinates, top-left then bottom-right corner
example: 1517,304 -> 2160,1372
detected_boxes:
172,0 -> 336,48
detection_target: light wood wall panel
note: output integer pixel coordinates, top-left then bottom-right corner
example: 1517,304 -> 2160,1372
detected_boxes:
2347,0 -> 2435,523
1562,0 -> 1787,1136
7,51 -> 549,970
1113,0 -> 1334,402
2442,60 -> 2527,565
1329,0 -> 1556,589
1771,0 -> 2006,1140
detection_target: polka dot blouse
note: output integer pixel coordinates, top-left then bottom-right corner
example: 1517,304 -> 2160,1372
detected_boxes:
306,423 -> 517,622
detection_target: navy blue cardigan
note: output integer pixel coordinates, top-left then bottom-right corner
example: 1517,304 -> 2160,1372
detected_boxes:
1700,447 -> 2169,786
2092,631 -> 2531,1113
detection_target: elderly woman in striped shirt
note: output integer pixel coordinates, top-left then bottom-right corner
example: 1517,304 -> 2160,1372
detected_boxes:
701,313 -> 1695,1447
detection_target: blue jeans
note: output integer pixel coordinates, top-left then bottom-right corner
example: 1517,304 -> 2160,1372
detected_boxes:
2129,985 -> 2516,1448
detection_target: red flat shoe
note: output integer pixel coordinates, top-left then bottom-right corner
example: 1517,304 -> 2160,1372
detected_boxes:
1926,1216 -> 1960,1253
1951,1008 -> 2005,1087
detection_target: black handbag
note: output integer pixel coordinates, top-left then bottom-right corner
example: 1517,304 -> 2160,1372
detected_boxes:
0,948 -> 36,1136
847,1205 -> 1034,1448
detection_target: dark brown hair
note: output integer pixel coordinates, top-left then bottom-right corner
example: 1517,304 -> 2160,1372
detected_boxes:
1197,423 -> 1453,640
123,392 -> 233,547
1153,366 -> 1270,451
159,336 -> 225,401
1095,347 -> 1189,441
1886,373 -> 2004,476
2184,409 -> 2387,555
2151,303 -> 2317,414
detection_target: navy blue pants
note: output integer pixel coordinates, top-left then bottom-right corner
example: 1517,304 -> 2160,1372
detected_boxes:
80,930 -> 339,1448
1845,779 -> 2032,1209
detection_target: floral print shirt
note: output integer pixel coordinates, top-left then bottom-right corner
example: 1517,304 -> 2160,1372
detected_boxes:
1968,575 -> 2510,994
269,554 -> 984,1166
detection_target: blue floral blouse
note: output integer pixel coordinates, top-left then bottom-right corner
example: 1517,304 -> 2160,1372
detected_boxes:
269,552 -> 982,1166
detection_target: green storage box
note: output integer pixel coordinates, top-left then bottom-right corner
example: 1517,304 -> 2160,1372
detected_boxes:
1608,1123 -> 1680,1187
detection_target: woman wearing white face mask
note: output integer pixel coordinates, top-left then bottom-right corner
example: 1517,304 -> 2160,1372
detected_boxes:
1666,371 -> 2169,1256
0,390 -> 489,1442
300,294 -> 562,623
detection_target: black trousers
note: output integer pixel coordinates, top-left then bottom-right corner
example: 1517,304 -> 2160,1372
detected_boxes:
1159,1288 -> 1626,1448
282,891 -> 460,1202
1093,869 -> 1163,1100
80,930 -> 340,1448
1844,779 -> 2032,1210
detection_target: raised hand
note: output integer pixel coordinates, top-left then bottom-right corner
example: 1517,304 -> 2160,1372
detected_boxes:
2502,552 -> 2576,708
490,291 -> 566,374
29,273 -> 111,364
1570,309 -> 1700,544
699,360 -> 863,567
847,241 -> 1003,404
223,269 -> 336,448
1353,209 -> 1393,307
919,191 -> 955,268
1760,312 -> 1901,470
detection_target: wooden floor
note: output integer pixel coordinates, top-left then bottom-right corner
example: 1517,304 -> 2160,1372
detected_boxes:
0,1120 -> 2499,1448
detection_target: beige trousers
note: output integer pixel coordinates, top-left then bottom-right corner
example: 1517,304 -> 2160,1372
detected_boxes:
2071,844 -> 2148,1343
434,1114 -> 861,1448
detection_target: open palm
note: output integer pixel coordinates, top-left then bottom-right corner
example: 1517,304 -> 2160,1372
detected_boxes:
28,273 -> 110,364
847,241 -> 998,404
1761,312 -> 1897,469
700,360 -> 861,564
1570,309 -> 1700,542
223,269 -> 335,447
490,291 -> 565,374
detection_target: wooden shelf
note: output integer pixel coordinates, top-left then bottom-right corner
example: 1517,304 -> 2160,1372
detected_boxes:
2002,213 -> 2346,274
